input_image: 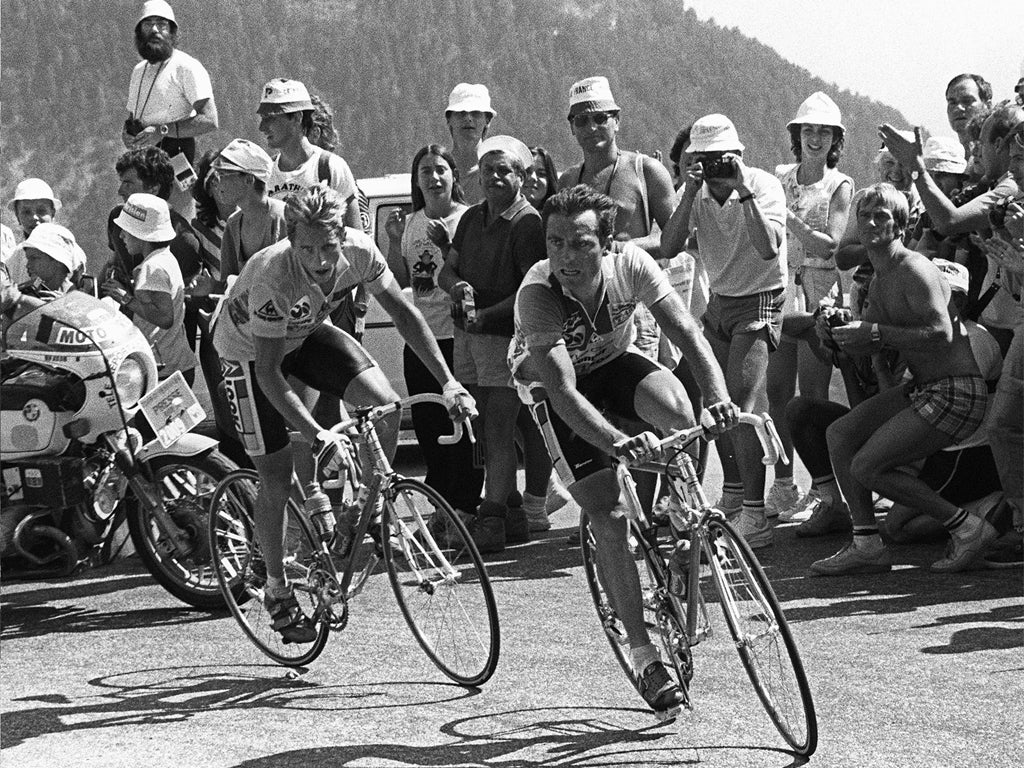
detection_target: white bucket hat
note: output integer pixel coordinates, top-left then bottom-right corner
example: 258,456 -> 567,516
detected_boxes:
115,193 -> 176,242
923,136 -> 967,174
257,78 -> 313,116
138,0 -> 175,26
688,114 -> 744,153
23,223 -> 85,273
568,76 -> 620,117
787,92 -> 845,130
445,83 -> 496,117
933,258 -> 970,294
214,139 -> 274,182
8,178 -> 62,212
477,135 -> 533,171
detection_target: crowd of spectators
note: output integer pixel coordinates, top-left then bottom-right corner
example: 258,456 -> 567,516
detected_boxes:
2,0 -> 1021,575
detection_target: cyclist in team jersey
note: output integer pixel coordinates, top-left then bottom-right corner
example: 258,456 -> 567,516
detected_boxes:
213,185 -> 475,643
509,184 -> 738,713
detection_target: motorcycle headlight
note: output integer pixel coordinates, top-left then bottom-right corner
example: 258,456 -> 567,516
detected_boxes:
114,355 -> 147,408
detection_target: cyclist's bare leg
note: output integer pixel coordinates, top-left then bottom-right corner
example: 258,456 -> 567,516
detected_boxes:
250,443 -> 297,583
573,468 -> 649,648
342,366 -> 403,476
478,386 -> 521,505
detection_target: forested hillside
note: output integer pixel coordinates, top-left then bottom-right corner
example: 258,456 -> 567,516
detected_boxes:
1,0 -> 907,266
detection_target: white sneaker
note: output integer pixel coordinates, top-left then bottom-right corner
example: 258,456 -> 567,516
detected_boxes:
733,510 -> 773,549
810,542 -> 892,576
779,489 -> 822,524
545,477 -> 573,515
765,483 -> 800,520
931,514 -> 999,572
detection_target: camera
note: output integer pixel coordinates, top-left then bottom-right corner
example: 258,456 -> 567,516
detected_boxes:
124,117 -> 145,137
988,195 -> 1021,229
703,157 -> 735,180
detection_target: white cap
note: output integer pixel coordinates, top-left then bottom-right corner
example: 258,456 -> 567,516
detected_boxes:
213,138 -> 274,182
923,136 -> 967,174
688,114 -> 745,153
787,91 -> 845,130
477,135 -> 533,171
138,0 -> 175,25
568,76 -> 620,117
933,258 -> 970,294
115,193 -> 176,242
23,223 -> 85,273
8,178 -> 62,212
445,83 -> 495,117
257,78 -> 313,115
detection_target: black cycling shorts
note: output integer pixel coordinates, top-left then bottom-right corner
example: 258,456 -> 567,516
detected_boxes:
220,324 -> 376,456
527,351 -> 662,484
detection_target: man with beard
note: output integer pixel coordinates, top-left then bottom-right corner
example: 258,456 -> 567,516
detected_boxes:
122,0 -> 218,164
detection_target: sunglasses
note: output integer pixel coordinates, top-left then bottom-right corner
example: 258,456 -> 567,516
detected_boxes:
569,112 -> 616,128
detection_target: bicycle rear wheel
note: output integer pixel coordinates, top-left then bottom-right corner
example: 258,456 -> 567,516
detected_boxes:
208,469 -> 331,666
580,514 -> 695,712
704,518 -> 817,756
382,478 -> 500,687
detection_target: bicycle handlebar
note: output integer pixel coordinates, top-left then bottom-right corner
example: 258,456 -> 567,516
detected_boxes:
325,393 -> 475,445
623,412 -> 787,468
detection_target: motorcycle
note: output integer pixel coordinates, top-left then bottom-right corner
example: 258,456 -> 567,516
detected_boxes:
1,291 -> 239,609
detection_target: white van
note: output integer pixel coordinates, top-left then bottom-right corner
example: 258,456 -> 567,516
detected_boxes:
358,174 -> 413,398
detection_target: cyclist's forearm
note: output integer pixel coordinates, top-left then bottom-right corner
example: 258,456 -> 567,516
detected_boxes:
257,367 -> 320,441
548,386 -> 628,456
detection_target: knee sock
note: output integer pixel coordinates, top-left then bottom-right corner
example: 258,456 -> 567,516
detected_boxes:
853,525 -> 883,551
943,507 -> 970,533
742,500 -> 766,521
720,482 -> 743,505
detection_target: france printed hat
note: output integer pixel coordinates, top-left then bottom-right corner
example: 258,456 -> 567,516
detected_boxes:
257,78 -> 313,115
568,76 -> 620,117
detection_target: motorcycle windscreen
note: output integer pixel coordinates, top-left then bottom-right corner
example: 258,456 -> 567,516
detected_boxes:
3,292 -> 148,354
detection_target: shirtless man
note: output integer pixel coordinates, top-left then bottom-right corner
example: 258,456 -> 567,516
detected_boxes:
811,184 -> 993,575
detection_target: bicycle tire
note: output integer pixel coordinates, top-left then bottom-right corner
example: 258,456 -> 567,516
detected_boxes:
704,517 -> 817,756
579,514 -> 694,710
208,469 -> 331,666
381,478 -> 500,687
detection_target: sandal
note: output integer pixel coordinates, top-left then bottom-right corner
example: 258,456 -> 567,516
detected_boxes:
265,588 -> 318,644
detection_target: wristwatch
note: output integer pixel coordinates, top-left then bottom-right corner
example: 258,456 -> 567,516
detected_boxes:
870,323 -> 881,344
910,170 -> 920,181
159,123 -> 169,136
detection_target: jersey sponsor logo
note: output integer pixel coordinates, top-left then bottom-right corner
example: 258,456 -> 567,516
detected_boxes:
221,364 -> 263,454
255,299 -> 284,322
226,291 -> 251,326
289,295 -> 312,320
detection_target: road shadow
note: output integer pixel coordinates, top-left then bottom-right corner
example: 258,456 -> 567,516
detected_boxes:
225,705 -> 807,767
0,600 -> 218,640
1,665 -> 478,751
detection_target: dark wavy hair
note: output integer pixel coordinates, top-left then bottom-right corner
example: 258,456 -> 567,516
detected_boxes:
306,94 -> 339,152
116,146 -> 174,199
788,124 -> 845,168
409,144 -> 465,212
946,73 -> 993,105
528,146 -> 560,208
191,149 -> 222,229
542,184 -> 618,242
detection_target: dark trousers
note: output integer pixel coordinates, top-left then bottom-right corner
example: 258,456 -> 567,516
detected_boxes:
403,340 -> 483,513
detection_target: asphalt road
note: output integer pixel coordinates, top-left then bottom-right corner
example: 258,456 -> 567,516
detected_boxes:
2,447 -> 1022,768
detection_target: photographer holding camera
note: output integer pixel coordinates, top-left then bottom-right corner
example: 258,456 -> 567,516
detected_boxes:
661,113 -> 787,549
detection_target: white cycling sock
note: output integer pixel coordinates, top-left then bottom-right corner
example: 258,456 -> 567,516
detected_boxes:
630,642 -> 659,673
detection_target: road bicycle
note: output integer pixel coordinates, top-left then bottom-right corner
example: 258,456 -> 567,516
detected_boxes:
207,393 -> 500,687
580,412 -> 817,756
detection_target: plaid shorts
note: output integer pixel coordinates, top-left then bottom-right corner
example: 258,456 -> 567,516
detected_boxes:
907,375 -> 988,443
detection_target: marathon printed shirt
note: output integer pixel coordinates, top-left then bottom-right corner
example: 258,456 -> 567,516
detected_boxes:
509,241 -> 673,379
213,228 -> 391,362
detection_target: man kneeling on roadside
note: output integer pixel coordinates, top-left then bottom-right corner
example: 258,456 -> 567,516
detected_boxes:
811,183 -> 991,576
509,185 -> 737,712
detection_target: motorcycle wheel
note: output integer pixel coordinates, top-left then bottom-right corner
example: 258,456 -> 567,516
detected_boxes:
127,451 -> 238,610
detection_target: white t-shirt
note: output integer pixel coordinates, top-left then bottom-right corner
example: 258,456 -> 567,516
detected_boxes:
132,246 -> 194,376
3,244 -> 28,285
267,149 -> 357,204
213,228 -> 392,362
401,207 -> 466,339
126,49 -> 213,125
689,166 -> 787,297
509,241 -> 674,380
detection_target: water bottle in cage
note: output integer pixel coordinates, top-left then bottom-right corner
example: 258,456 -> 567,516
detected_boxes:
304,481 -> 335,541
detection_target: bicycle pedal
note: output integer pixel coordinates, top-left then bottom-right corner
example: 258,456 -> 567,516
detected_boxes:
654,705 -> 681,723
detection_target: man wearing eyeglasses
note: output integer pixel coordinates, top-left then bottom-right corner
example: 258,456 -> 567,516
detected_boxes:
661,114 -> 788,549
122,0 -> 218,164
559,77 -> 675,259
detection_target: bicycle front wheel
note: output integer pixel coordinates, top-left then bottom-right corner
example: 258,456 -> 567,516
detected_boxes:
208,469 -> 331,667
704,518 -> 817,756
382,478 -> 500,687
580,514 -> 695,710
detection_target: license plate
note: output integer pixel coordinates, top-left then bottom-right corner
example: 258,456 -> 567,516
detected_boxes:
138,371 -> 206,448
